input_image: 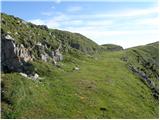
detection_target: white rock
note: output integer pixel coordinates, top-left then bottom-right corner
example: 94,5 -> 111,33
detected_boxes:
20,44 -> 24,48
74,67 -> 80,71
15,32 -> 18,35
5,35 -> 14,40
41,53 -> 48,62
36,42 -> 42,46
19,72 -> 28,77
20,72 -> 40,81
33,73 -> 39,80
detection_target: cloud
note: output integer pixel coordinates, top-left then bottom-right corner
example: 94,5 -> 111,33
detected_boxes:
86,20 -> 113,26
54,0 -> 61,4
70,7 -> 159,20
67,6 -> 82,12
111,7 -> 159,17
41,11 -> 53,16
51,6 -> 55,9
29,6 -> 159,34
29,13 -> 68,28
28,5 -> 159,48
138,18 -> 160,26
63,23 -> 159,48
29,19 -> 45,25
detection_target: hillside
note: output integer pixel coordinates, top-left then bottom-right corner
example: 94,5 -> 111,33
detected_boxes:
101,44 -> 123,51
1,13 -> 159,119
123,42 -> 159,97
1,13 -> 100,54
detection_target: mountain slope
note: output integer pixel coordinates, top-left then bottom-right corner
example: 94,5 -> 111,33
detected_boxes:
101,44 -> 123,51
122,42 -> 159,99
1,13 -> 100,54
1,13 -> 159,119
1,13 -> 101,73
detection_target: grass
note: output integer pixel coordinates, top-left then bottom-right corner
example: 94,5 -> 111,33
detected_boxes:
1,13 -> 101,55
1,12 -> 159,119
1,50 -> 158,119
124,42 -> 159,87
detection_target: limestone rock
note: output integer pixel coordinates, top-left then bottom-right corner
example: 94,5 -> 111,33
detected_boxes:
19,72 -> 28,77
51,42 -> 63,64
41,53 -> 48,62
51,49 -> 63,62
2,34 -> 33,72
1,33 -> 63,72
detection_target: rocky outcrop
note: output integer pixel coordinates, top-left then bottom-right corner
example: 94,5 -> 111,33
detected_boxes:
51,43 -> 63,64
15,44 -> 33,62
2,34 -> 64,72
1,34 -> 33,72
129,65 -> 159,99
34,41 -> 63,65
121,43 -> 159,100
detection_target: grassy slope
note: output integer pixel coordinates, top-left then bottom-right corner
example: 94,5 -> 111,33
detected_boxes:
2,50 -> 158,118
101,44 -> 123,51
1,13 -> 100,54
124,42 -> 159,87
1,13 -> 158,119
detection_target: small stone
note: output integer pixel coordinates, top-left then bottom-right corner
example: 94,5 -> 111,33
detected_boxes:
19,72 -> 28,78
36,42 -> 42,46
15,32 -> 18,35
73,67 -> 80,71
32,73 -> 39,80
41,53 -> 48,62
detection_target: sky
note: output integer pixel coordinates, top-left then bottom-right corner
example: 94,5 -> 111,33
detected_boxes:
1,0 -> 159,48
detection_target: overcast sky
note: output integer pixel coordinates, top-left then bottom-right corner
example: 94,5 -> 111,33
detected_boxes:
1,0 -> 159,48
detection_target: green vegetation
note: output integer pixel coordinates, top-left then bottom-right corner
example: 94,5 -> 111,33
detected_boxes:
2,49 -> 159,118
101,44 -> 123,51
124,42 -> 159,88
1,13 -> 159,119
1,13 -> 100,54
